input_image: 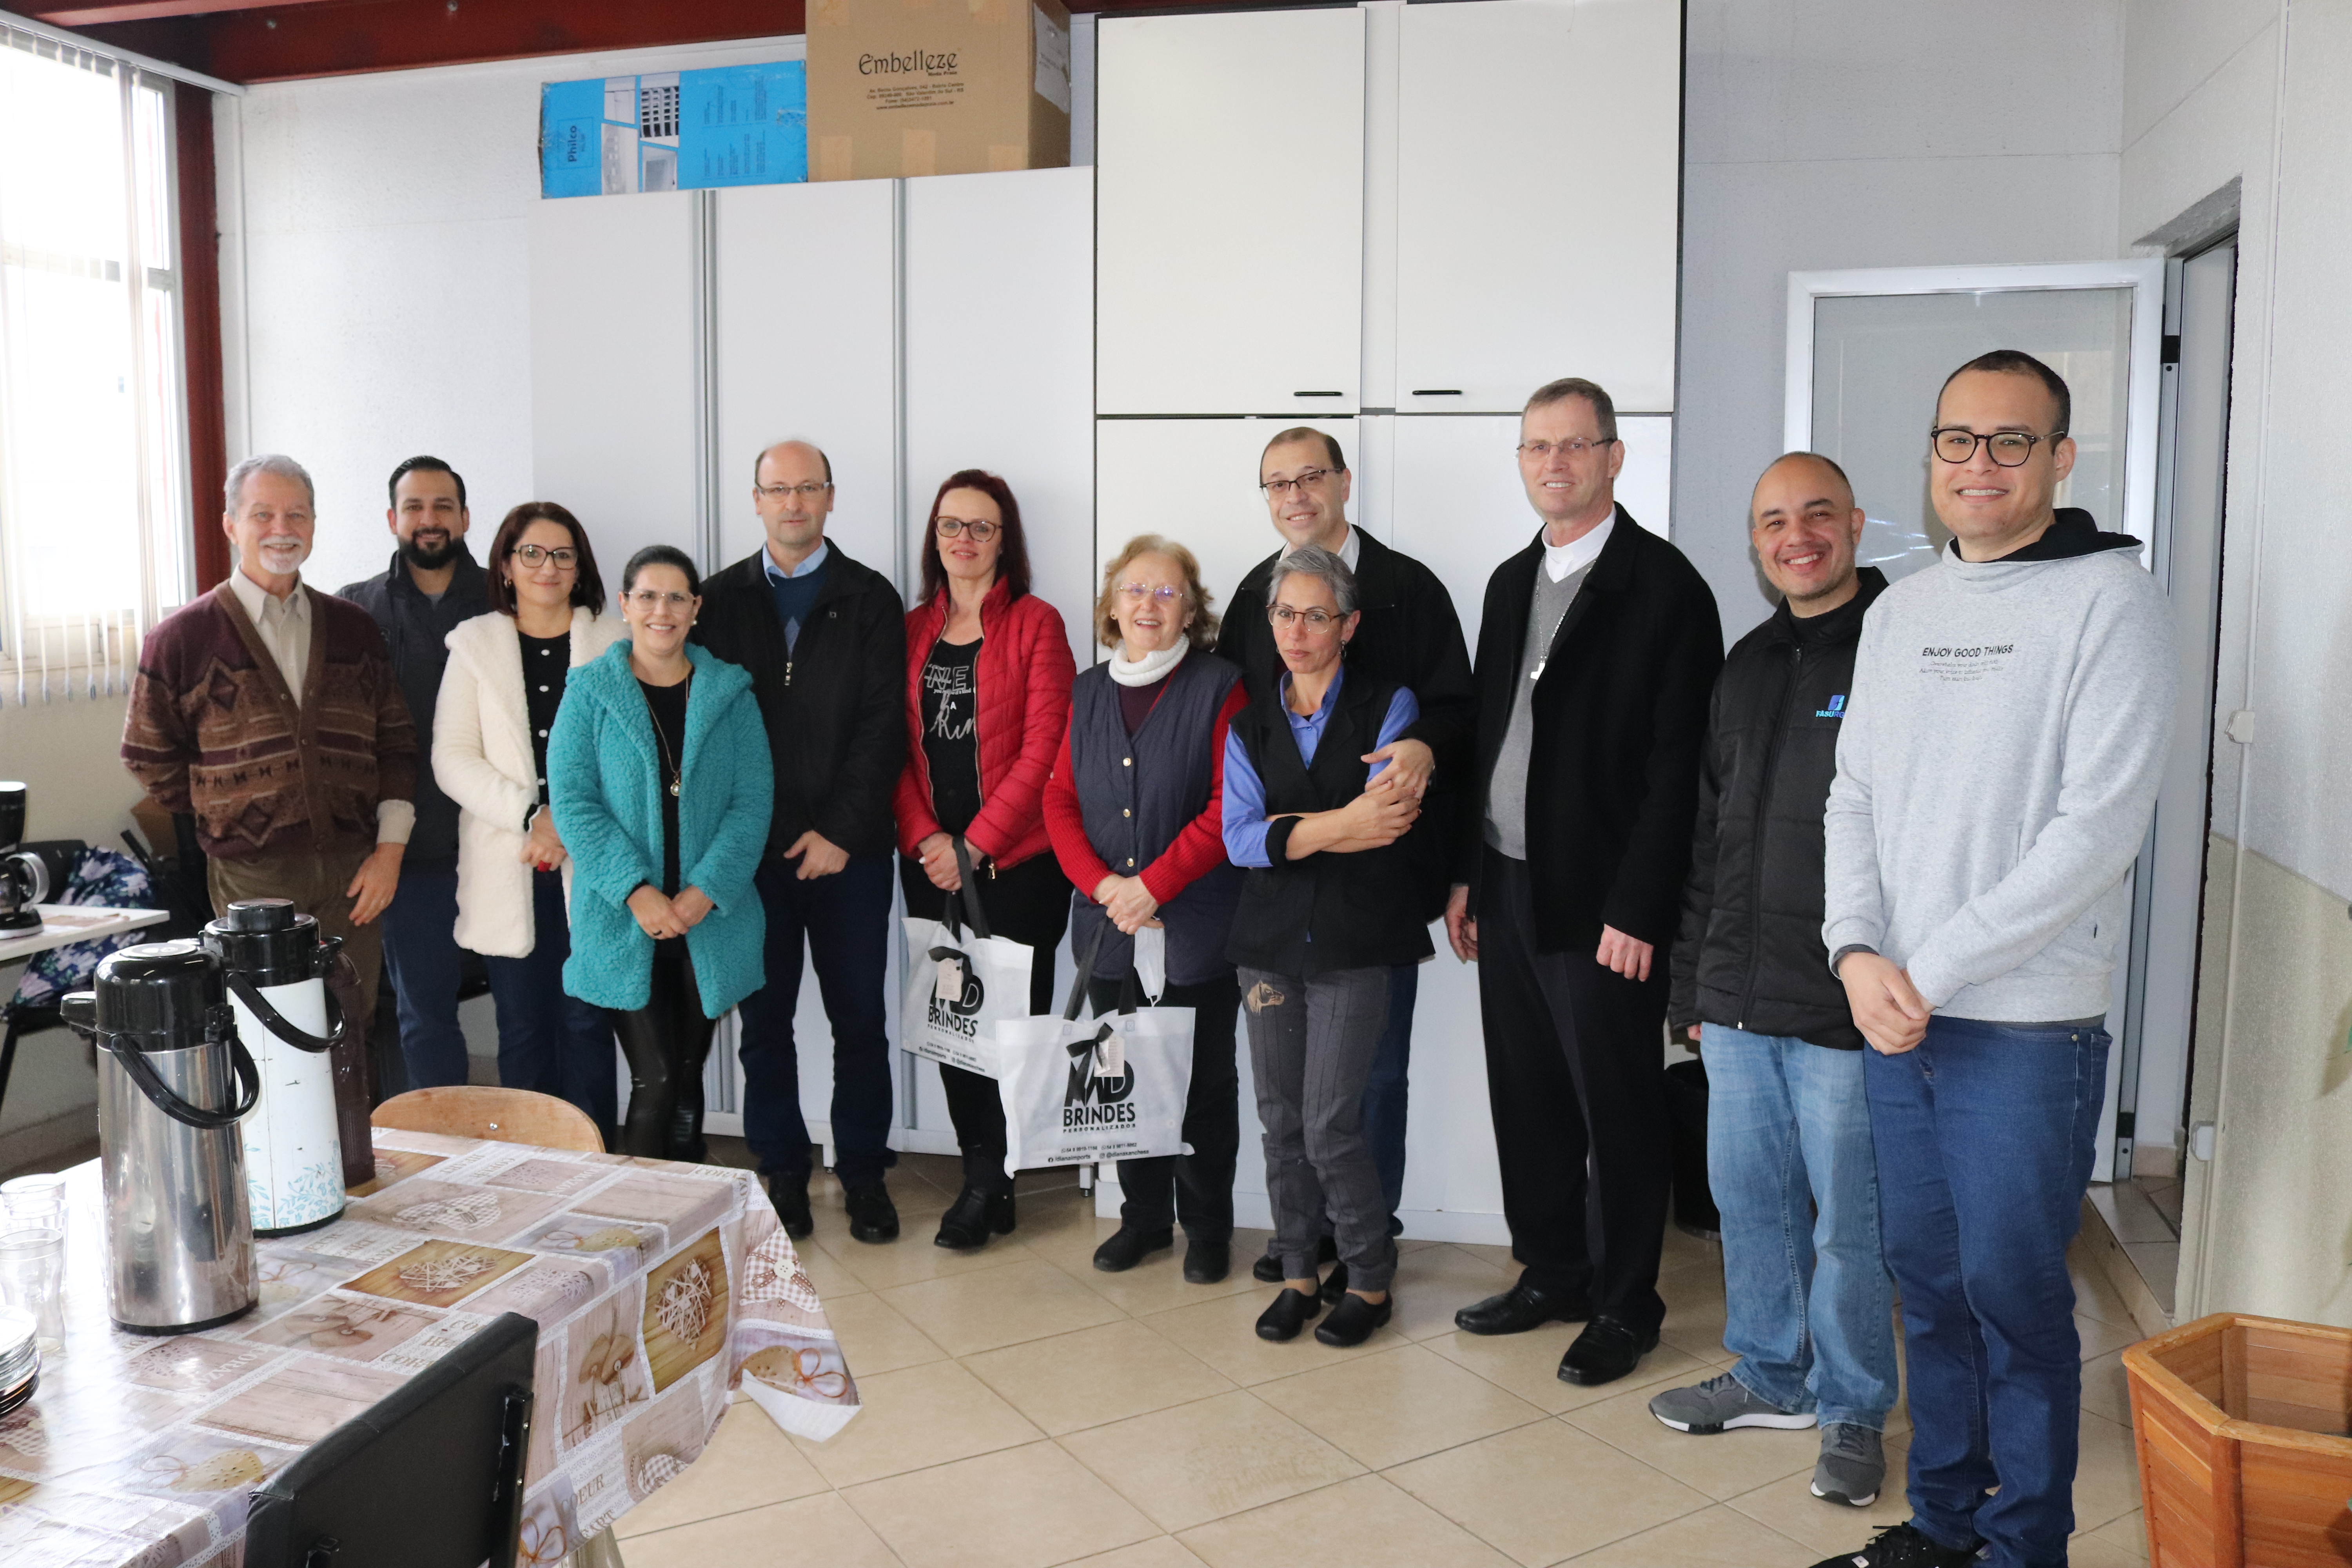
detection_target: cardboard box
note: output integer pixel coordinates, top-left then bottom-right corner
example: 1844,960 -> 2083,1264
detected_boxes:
807,0 -> 1072,181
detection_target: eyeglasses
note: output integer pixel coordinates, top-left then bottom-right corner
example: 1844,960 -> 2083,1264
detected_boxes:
1118,583 -> 1183,606
1930,427 -> 2067,466
1259,468 -> 1336,499
625,590 -> 695,611
755,481 -> 832,501
935,516 -> 1000,542
1267,604 -> 1341,630
1517,437 -> 1616,461
511,543 -> 579,568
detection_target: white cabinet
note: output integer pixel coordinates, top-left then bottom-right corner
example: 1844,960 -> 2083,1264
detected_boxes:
1394,0 -> 1682,415
1095,8 -> 1365,415
712,181 -> 898,574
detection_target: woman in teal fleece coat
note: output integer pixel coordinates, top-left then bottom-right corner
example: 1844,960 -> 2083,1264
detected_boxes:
548,544 -> 772,1159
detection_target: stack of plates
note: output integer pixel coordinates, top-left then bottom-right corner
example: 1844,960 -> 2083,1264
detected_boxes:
0,1305 -> 36,1418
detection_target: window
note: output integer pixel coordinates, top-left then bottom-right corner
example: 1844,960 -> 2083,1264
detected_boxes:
0,25 -> 190,703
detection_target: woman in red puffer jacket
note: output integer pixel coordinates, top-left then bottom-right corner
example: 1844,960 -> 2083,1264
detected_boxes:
891,468 -> 1076,1250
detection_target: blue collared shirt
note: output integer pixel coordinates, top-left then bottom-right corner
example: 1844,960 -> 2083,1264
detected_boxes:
1221,665 -> 1419,868
763,539 -> 830,652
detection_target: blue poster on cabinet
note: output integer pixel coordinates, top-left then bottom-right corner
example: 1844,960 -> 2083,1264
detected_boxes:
540,61 -> 806,198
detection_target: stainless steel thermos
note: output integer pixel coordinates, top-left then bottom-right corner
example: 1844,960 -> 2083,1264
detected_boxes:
203,899 -> 348,1236
63,940 -> 261,1334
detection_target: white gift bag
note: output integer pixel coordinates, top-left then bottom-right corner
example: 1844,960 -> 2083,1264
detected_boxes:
996,926 -> 1195,1172
898,844 -> 1036,1078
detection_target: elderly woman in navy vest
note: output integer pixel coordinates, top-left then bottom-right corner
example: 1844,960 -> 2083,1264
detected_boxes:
1044,536 -> 1250,1285
1223,544 -> 1430,1348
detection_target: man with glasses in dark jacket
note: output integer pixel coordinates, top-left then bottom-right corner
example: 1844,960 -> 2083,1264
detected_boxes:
1651,452 -> 1895,1514
696,439 -> 907,1244
339,455 -> 492,1093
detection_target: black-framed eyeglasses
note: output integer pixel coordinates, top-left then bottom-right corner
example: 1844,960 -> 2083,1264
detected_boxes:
1930,427 -> 2067,466
755,481 -> 832,501
1267,604 -> 1340,630
511,543 -> 579,568
936,516 -> 1000,542
1517,437 -> 1616,461
1259,468 -> 1336,499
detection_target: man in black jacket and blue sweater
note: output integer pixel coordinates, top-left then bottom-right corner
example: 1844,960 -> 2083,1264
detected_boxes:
1652,452 -> 1896,1513
696,439 -> 907,1245
1446,378 -> 1722,1387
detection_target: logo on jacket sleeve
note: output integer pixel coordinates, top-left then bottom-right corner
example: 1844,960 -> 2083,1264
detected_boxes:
1815,693 -> 1847,720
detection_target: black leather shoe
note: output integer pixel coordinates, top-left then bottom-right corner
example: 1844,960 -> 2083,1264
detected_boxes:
1318,1261 -> 1351,1303
1557,1314 -> 1661,1386
768,1175 -> 813,1241
844,1183 -> 899,1244
1183,1236 -> 1230,1284
934,1187 -> 1000,1250
1454,1281 -> 1592,1336
987,1189 -> 1016,1236
1804,1522 -> 1983,1568
1253,1235 -> 1336,1283
1255,1288 -> 1322,1342
1093,1226 -> 1174,1272
1315,1292 -> 1393,1347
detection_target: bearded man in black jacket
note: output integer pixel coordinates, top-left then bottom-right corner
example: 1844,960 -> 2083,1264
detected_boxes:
1650,452 -> 1896,1513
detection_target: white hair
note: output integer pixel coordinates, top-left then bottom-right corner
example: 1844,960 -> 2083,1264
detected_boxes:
1270,544 -> 1358,617
225,454 -> 316,513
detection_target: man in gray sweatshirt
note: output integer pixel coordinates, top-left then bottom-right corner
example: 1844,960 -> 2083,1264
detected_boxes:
1809,351 -> 2174,1568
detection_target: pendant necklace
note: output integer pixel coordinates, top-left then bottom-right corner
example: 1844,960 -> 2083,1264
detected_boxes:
1528,604 -> 1572,682
640,672 -> 688,797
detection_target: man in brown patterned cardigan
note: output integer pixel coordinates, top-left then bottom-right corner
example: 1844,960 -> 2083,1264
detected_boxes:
123,453 -> 420,1107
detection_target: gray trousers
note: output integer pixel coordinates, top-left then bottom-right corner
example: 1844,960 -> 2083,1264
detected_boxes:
1239,965 -> 1398,1294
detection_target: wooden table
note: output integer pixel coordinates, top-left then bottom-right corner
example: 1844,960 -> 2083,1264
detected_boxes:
0,1129 -> 859,1566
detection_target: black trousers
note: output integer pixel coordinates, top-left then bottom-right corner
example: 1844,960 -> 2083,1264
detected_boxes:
1087,969 -> 1241,1241
612,937 -> 718,1162
1477,846 -> 1672,1332
901,849 -> 1069,1197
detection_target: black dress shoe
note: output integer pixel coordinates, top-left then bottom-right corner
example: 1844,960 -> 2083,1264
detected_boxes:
768,1175 -> 813,1241
1315,1292 -> 1393,1347
1318,1261 -> 1351,1303
1093,1226 -> 1174,1272
1183,1236 -> 1230,1284
934,1187 -> 1003,1250
844,1183 -> 899,1244
1255,1288 -> 1322,1342
1454,1281 -> 1593,1336
1557,1314 -> 1661,1386
1254,1235 -> 1337,1283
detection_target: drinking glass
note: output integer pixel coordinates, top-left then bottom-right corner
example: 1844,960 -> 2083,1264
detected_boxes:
0,1174 -> 66,1234
0,1227 -> 65,1354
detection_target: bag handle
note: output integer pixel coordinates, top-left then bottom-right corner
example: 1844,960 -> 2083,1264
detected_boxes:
227,970 -> 347,1055
1060,922 -> 1140,1022
938,837 -> 993,942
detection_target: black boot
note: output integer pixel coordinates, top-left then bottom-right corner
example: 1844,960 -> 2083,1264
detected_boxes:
987,1189 -> 1016,1236
934,1187 -> 1002,1250
1093,1226 -> 1174,1272
768,1174 -> 813,1241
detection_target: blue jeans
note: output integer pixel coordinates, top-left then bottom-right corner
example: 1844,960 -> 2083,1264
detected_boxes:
378,862 -> 470,1089
1702,1024 -> 1896,1431
737,853 -> 896,1189
1866,1016 -> 2111,1568
485,868 -> 618,1145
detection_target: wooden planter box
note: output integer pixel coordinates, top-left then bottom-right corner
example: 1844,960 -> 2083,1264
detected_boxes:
2123,1312 -> 2352,1566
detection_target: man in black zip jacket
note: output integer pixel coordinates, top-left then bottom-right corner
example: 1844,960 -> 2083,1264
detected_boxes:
695,439 -> 907,1245
1217,426 -> 1474,1285
1650,452 -> 1897,1512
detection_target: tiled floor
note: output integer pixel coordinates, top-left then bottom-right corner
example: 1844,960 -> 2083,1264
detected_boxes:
615,1152 -> 2156,1568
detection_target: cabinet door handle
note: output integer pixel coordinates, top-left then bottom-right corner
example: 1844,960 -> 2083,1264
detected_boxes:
1292,390 -> 1344,398
1410,389 -> 1463,396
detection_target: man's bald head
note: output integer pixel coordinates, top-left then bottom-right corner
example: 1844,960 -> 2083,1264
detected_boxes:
1749,450 -> 1865,617
1750,451 -> 1855,514
755,439 -> 831,486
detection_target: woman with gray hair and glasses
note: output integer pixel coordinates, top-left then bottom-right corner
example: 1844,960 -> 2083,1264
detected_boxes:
1220,545 -> 1430,1347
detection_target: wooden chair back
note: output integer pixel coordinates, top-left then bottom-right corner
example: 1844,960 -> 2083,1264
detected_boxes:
371,1086 -> 604,1153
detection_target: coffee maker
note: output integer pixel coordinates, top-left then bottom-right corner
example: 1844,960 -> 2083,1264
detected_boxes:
0,782 -> 49,933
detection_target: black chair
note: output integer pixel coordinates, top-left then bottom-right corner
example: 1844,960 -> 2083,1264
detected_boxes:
244,1311 -> 537,1568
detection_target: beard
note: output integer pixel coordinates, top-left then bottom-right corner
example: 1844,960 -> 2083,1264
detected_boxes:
399,530 -> 460,571
252,535 -> 309,575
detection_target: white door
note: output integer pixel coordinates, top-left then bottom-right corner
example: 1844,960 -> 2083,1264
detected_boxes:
1095,8 -> 1365,415
1394,0 -> 1681,415
712,180 -> 898,575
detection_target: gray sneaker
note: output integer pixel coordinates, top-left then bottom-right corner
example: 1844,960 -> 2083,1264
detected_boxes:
1811,1422 -> 1886,1507
1647,1371 -> 1818,1434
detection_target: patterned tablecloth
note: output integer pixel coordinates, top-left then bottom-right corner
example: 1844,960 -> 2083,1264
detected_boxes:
0,1129 -> 860,1567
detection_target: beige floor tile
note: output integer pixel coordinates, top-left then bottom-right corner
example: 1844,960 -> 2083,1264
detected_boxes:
2068,1533 -> 2147,1568
788,1358 -> 1043,1488
613,1399 -> 828,1539
820,1289 -> 952,1376
1059,1241 -> 1264,1316
963,1318 -> 1233,1436
2080,1348 -> 2133,1425
2085,1508 -> 2150,1561
1138,1286 -> 1408,1386
615,1490 -> 902,1568
1397,1235 -> 1446,1255
1563,1502 -> 1815,1566
1425,1323 -> 1714,1416
881,1257 -> 1126,1356
1452,1241 -> 1523,1272
791,1234 -> 872,1300
815,1227 -> 1032,1292
1563,1379 -> 1820,1501
1010,1194 -> 1128,1272
1058,1388 -> 1364,1533
1387,1416 -> 1712,1567
1657,1263 -> 1733,1366
2072,1408 -> 2146,1536
1061,1539 -> 1208,1568
1387,1245 -> 1515,1341
1726,1461 -> 1909,1555
842,1439 -> 1158,1568
2077,1312 -> 2141,1361
2068,1245 -> 2138,1328
1177,1473 -> 1513,1568
1250,1342 -> 1547,1469
1660,1227 -> 1726,1272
